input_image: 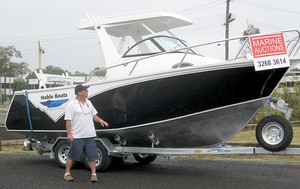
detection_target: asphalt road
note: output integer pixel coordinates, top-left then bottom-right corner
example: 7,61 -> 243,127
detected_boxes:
0,153 -> 299,189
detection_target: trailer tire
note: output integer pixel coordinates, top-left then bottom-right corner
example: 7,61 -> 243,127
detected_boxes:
54,140 -> 77,168
81,141 -> 112,172
256,115 -> 293,152
111,157 -> 126,164
133,154 -> 157,164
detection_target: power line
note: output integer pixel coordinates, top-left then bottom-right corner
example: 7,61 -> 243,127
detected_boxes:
0,33 -> 98,56
179,0 -> 224,15
236,0 -> 300,15
188,14 -> 225,23
234,14 -> 285,31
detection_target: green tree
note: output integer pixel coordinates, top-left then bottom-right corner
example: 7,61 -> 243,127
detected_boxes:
1,94 -> 8,105
242,24 -> 260,38
250,83 -> 300,123
279,83 -> 300,121
12,78 -> 28,92
90,67 -> 107,76
73,71 -> 88,76
7,62 -> 30,77
240,25 -> 260,58
0,46 -> 30,77
26,70 -> 38,79
43,65 -> 68,75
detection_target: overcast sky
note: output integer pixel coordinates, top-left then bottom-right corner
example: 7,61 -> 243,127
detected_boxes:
1,0 -> 300,74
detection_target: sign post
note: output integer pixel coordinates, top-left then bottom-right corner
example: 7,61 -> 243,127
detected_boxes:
249,32 -> 290,71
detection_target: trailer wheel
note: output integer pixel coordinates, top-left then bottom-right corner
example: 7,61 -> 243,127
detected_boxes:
81,141 -> 112,172
54,140 -> 77,168
256,115 -> 293,152
111,157 -> 126,164
133,154 -> 157,164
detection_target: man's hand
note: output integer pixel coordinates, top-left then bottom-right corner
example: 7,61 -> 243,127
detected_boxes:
66,120 -> 73,141
94,115 -> 109,127
99,119 -> 109,127
67,133 -> 74,142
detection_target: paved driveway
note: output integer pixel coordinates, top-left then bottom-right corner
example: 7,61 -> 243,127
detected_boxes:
0,152 -> 299,189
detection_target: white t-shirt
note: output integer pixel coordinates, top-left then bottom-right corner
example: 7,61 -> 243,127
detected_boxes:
64,99 -> 98,138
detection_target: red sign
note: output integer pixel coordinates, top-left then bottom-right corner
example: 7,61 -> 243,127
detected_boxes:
249,32 -> 290,71
250,33 -> 287,58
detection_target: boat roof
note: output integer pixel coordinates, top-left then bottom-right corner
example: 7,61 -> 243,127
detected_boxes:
78,11 -> 193,37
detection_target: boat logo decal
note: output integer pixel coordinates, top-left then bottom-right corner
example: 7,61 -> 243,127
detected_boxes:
27,90 -> 75,122
40,99 -> 68,108
39,92 -> 69,108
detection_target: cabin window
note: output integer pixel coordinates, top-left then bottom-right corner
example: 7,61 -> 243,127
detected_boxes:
124,39 -> 161,56
123,35 -> 191,58
154,37 -> 187,52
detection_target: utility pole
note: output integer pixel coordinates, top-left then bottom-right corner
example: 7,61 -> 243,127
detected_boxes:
38,41 -> 44,69
225,0 -> 235,60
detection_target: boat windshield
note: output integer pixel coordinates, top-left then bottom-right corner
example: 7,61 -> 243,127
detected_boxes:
123,36 -> 195,57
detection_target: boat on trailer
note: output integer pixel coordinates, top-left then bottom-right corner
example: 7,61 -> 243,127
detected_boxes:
4,11 -> 300,171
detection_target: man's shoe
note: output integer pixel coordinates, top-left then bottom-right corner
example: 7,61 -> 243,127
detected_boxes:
64,173 -> 74,182
91,174 -> 98,182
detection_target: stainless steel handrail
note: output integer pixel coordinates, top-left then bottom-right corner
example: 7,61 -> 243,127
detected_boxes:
88,30 -> 300,81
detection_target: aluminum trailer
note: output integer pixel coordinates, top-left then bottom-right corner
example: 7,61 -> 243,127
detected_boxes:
24,136 -> 300,172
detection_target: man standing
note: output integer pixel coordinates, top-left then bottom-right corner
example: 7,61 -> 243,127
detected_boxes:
64,84 -> 109,182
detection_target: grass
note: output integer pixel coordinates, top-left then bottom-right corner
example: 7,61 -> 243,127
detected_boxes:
180,154 -> 300,163
0,146 -> 33,154
180,127 -> 300,163
0,104 -> 7,114
229,127 -> 300,144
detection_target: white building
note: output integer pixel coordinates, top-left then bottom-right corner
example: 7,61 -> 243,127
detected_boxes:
27,75 -> 105,89
0,77 -> 14,96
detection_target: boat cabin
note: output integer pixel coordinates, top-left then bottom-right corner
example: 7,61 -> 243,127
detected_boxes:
78,11 -> 221,79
